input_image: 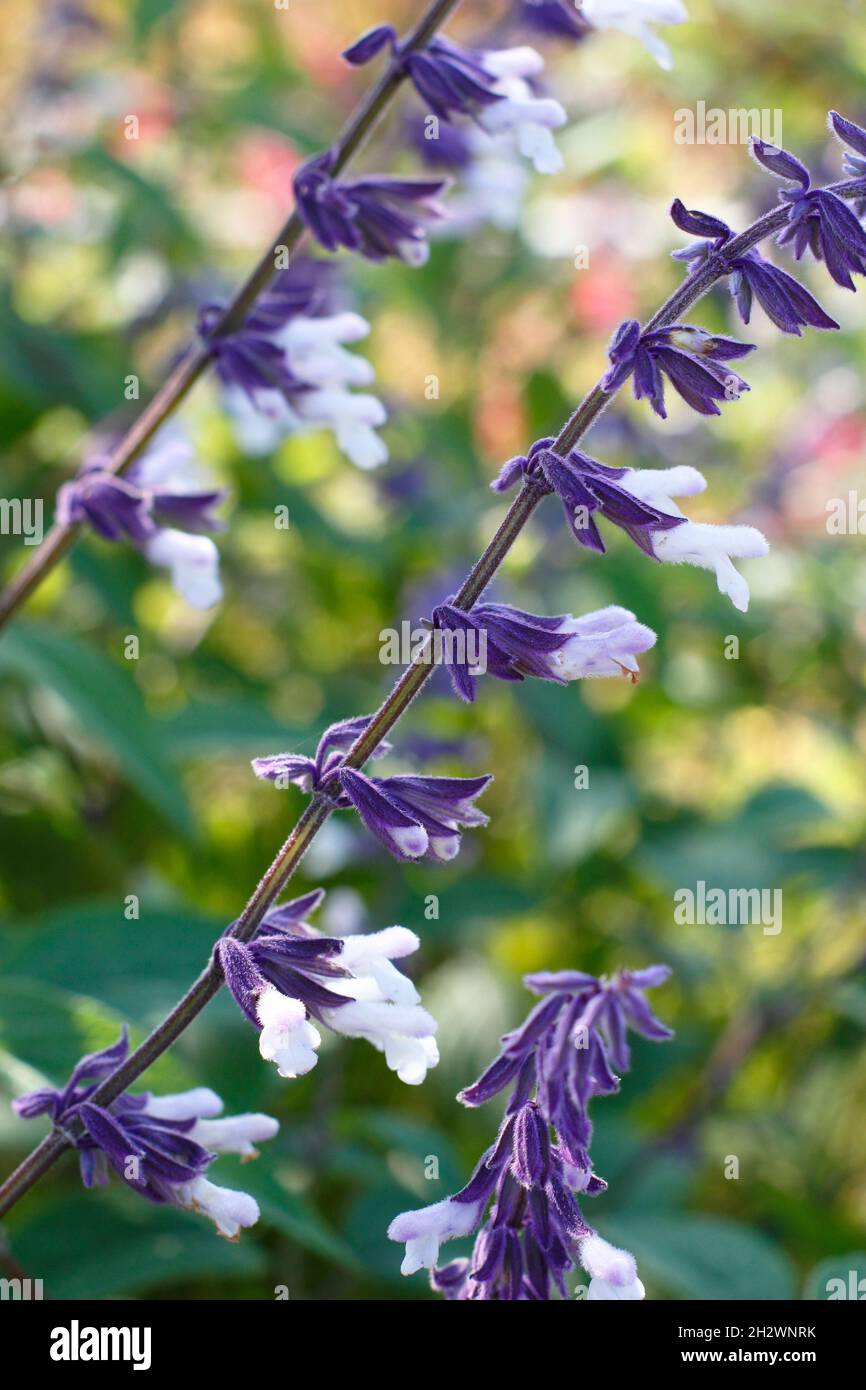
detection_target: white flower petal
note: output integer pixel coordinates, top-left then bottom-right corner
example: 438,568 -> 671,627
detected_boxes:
175,1175 -> 260,1240
388,1196 -> 482,1273
144,530 -> 222,609
190,1113 -> 279,1158
144,1087 -> 224,1121
256,988 -> 321,1079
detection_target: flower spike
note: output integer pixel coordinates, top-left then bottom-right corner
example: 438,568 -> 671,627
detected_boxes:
389,965 -> 673,1299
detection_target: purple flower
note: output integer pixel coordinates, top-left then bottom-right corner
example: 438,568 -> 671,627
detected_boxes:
56,433 -> 227,608
344,26 -> 503,122
198,302 -> 310,404
344,32 -> 566,173
432,600 -> 657,702
493,435 -> 685,554
493,443 -> 768,610
337,769 -> 492,862
294,150 -> 448,264
252,716 -> 492,862
14,1029 -> 277,1239
388,963 -> 673,1299
670,199 -> 839,334
603,318 -> 754,418
55,469 -> 153,544
216,891 -> 439,1085
251,714 -> 391,793
200,261 -> 389,469
751,135 -> 866,290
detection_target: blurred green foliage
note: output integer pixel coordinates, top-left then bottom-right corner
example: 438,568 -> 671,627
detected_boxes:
0,0 -> 864,1300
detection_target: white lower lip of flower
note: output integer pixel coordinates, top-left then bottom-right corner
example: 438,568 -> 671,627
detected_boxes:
190,1113 -> 280,1159
479,89 -> 567,176
144,530 -> 223,609
325,998 -> 437,1040
428,833 -> 460,861
383,1033 -> 440,1085
582,0 -> 688,71
652,521 -> 769,612
619,464 -> 705,511
279,311 -> 371,351
144,1087 -> 223,1121
551,613 -> 656,681
175,1176 -> 260,1240
388,1196 -> 482,1274
588,1274 -> 647,1300
398,237 -> 430,266
579,1232 -> 641,1289
289,346 -> 376,389
340,925 -> 419,968
323,999 -> 439,1083
366,958 -> 420,1005
480,46 -> 546,81
335,422 -> 389,470
389,824 -> 429,858
294,389 -> 389,469
256,988 -> 321,1078
330,946 -> 421,1008
338,926 -> 421,1003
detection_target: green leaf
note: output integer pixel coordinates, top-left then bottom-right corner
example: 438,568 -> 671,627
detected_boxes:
10,1191 -> 265,1298
0,623 -> 195,837
599,1214 -> 797,1300
235,1162 -> 359,1270
0,900 -> 223,1017
164,699 -> 305,755
0,977 -> 190,1098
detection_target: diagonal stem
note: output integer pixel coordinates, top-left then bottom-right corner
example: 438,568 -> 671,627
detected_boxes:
0,0 -> 463,633
0,177 -> 859,1217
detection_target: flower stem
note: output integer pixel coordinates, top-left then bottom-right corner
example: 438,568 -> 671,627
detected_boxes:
0,181 -> 855,1218
0,0 -> 464,635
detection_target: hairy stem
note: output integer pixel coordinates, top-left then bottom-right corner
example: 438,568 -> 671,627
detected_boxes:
0,0 -> 463,633
0,180 -> 856,1218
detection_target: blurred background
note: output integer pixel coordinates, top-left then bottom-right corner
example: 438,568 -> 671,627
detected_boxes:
0,0 -> 864,1300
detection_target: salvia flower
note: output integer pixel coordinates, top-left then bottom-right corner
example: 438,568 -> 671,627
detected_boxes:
346,31 -> 566,175
336,768 -> 493,862
603,318 -> 754,418
670,199 -> 839,334
344,27 -> 504,122
294,149 -> 448,265
251,714 -> 391,794
492,435 -> 686,554
388,964 -> 673,1299
201,263 -> 388,470
473,47 -> 567,175
610,463 -> 769,611
252,716 -> 493,863
56,432 -> 226,608
432,600 -> 656,702
13,1029 -> 277,1239
215,890 -> 439,1086
751,134 -> 866,290
493,442 -> 768,610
